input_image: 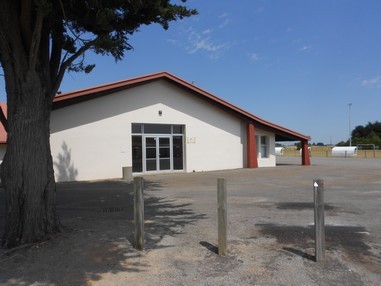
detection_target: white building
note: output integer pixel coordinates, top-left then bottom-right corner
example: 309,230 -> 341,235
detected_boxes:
1,72 -> 311,182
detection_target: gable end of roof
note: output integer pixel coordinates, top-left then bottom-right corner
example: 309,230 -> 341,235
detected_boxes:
15,71 -> 309,142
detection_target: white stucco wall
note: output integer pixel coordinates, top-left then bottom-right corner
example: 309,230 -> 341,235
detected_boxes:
50,80 -> 251,182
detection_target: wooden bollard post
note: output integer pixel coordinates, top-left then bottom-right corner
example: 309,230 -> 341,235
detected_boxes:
134,177 -> 144,250
217,178 -> 227,256
313,179 -> 325,262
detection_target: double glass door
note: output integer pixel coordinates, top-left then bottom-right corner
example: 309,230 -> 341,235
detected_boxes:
131,123 -> 184,173
145,136 -> 171,171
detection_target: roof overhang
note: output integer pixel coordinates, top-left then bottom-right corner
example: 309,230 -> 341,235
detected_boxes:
0,71 -> 310,144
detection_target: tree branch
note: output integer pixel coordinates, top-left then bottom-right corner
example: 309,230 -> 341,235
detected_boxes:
51,41 -> 94,99
0,30 -> 14,62
49,23 -> 63,83
58,0 -> 92,43
20,0 -> 33,53
28,7 -> 44,70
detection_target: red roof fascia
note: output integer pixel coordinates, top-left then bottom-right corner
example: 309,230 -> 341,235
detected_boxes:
53,72 -> 165,106
53,72 -> 310,141
0,72 -> 310,143
161,73 -> 311,141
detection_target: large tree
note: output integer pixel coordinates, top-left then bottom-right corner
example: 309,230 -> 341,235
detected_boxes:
0,0 -> 196,248
336,121 -> 381,147
351,121 -> 381,147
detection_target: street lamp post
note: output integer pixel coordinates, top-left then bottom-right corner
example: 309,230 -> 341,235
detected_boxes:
348,103 -> 352,147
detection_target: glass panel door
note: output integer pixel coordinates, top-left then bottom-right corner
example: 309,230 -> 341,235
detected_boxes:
145,137 -> 157,171
173,136 -> 183,170
132,136 -> 142,172
144,136 -> 172,172
159,137 -> 171,171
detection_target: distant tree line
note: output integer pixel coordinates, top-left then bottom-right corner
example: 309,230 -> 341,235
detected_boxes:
276,121 -> 381,148
336,121 -> 381,147
276,142 -> 325,150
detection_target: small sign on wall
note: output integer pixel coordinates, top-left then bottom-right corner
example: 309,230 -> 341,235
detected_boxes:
187,137 -> 196,144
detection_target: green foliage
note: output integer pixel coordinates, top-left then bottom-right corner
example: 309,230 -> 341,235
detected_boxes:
1,0 -> 197,93
352,131 -> 381,147
57,0 -> 198,67
351,121 -> 381,147
336,141 -> 349,146
67,62 -> 95,74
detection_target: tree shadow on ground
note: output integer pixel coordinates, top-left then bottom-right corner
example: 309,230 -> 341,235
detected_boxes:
0,179 -> 206,285
132,180 -> 207,249
275,202 -> 346,216
256,223 -> 377,268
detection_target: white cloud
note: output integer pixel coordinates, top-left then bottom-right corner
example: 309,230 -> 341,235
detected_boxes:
219,18 -> 230,28
167,38 -> 179,44
188,33 -> 228,55
202,29 -> 212,34
249,53 -> 259,62
299,45 -> 311,52
361,75 -> 381,88
167,14 -> 232,59
179,26 -> 231,59
216,12 -> 230,28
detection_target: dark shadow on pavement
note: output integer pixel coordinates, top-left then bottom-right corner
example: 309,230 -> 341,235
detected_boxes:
257,224 -> 374,264
199,241 -> 218,254
0,179 -> 206,286
283,247 -> 315,261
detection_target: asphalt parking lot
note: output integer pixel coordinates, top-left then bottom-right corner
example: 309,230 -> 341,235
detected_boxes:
1,157 -> 380,285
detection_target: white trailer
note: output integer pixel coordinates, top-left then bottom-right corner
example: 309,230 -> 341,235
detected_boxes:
331,146 -> 357,157
275,147 -> 284,156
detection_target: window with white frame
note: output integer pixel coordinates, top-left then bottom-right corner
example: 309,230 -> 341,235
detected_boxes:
260,136 -> 268,158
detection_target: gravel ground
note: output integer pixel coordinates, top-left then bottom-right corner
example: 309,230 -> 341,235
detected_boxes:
0,157 -> 380,285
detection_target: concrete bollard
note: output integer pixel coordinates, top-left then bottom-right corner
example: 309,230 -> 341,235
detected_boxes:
122,166 -> 133,182
217,178 -> 227,256
134,177 -> 144,250
313,179 -> 325,262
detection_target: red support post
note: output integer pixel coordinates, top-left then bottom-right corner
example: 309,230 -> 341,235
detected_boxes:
301,140 -> 311,166
247,123 -> 258,168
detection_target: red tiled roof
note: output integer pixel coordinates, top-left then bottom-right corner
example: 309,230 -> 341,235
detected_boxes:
54,71 -> 310,141
0,72 -> 311,143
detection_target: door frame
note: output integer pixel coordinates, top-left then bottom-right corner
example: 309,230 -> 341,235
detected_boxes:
131,123 -> 185,174
143,135 -> 173,173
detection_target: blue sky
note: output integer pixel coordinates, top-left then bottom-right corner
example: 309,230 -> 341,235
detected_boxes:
1,0 -> 381,144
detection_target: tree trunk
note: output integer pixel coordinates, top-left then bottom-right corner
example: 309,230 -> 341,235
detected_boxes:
1,71 -> 60,248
